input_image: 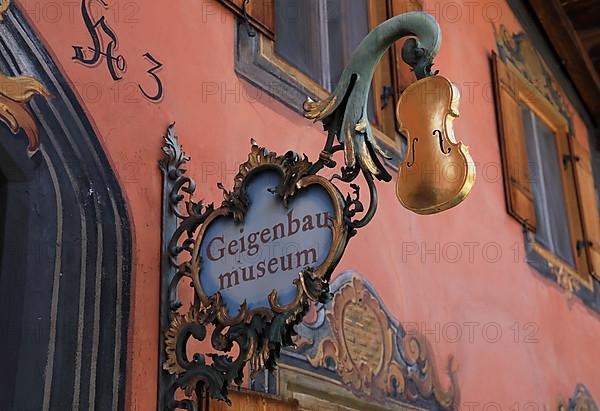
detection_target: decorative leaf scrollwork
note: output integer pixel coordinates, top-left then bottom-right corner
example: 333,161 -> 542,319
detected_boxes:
160,128 -> 348,408
0,71 -> 49,155
304,277 -> 458,409
160,124 -> 215,314
162,280 -> 316,408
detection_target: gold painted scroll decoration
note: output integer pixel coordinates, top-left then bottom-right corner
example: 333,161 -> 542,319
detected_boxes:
160,136 -> 350,402
493,23 -> 569,121
307,277 -> 457,409
0,0 -> 9,21
0,71 -> 49,155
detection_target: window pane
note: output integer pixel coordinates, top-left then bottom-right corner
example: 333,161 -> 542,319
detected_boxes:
275,0 -> 376,122
275,0 -> 324,84
327,0 -> 369,88
326,0 -> 375,122
521,106 -> 575,266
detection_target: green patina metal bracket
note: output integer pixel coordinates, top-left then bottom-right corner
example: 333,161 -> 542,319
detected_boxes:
305,12 -> 441,184
304,11 -> 441,231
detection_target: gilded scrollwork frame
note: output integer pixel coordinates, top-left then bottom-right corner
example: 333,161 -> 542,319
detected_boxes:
0,71 -> 49,155
301,275 -> 457,409
188,141 -> 349,327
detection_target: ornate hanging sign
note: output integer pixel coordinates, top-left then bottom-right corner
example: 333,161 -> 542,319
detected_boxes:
159,10 -> 475,410
160,133 -> 350,409
190,142 -> 348,324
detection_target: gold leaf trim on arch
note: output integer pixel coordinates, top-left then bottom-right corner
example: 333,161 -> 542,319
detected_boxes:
0,71 -> 50,155
306,276 -> 458,409
0,0 -> 10,21
493,23 -> 569,123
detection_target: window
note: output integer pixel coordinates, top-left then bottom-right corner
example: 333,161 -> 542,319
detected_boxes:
521,105 -> 575,266
230,0 -> 423,147
274,0 -> 369,91
274,0 -> 376,121
492,52 -> 600,287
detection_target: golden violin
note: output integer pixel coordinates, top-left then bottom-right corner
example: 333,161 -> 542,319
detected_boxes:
396,75 -> 475,214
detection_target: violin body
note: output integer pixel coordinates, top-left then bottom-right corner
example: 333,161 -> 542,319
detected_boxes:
396,76 -> 475,214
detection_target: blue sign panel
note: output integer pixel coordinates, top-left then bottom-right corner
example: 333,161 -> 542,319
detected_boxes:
199,170 -> 335,317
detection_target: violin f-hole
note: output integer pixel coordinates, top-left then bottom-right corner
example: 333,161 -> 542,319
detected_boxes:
407,138 -> 418,167
434,130 -> 451,154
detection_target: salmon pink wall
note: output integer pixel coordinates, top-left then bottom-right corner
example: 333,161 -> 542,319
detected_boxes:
15,0 -> 600,409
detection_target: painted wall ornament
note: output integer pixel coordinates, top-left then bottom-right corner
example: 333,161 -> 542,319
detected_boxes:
493,23 -> 570,127
72,0 -> 127,80
560,385 -> 599,411
159,11 -> 472,409
72,0 -> 165,102
0,71 -> 49,155
289,273 -> 457,409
